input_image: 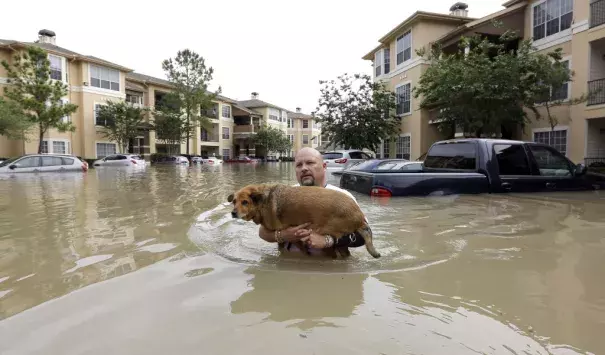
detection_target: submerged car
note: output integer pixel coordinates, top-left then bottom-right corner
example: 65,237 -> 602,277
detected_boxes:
322,150 -> 373,170
0,154 -> 89,173
340,138 -> 605,197
93,154 -> 145,167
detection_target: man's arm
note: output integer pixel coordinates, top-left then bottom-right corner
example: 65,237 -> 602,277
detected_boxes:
259,225 -> 277,243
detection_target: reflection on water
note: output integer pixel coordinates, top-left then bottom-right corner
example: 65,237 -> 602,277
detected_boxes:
1,164 -> 604,354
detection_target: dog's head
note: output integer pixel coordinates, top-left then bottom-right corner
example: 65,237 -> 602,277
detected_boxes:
227,184 -> 266,222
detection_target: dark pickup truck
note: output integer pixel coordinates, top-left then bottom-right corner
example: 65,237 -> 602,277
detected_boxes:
339,138 -> 605,197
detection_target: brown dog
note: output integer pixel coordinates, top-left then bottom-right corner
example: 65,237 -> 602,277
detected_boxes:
227,183 -> 381,259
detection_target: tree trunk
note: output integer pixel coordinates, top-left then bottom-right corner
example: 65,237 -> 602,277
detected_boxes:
38,124 -> 45,153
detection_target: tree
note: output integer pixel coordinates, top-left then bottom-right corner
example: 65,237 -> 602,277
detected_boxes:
162,49 -> 221,154
314,73 -> 400,153
96,101 -> 150,154
153,92 -> 187,155
252,126 -> 292,155
1,46 -> 78,152
413,29 -> 582,139
0,98 -> 34,140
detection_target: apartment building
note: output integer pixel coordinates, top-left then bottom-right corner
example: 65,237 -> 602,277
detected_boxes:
0,30 -> 135,159
0,30 -> 315,162
363,0 -> 605,164
286,107 -> 322,155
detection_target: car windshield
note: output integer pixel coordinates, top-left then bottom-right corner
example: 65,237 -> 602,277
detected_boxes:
0,157 -> 20,168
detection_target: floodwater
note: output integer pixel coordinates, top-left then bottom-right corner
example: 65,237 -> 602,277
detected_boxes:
0,163 -> 604,354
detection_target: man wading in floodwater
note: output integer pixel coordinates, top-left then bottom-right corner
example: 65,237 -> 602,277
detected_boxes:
258,147 -> 367,254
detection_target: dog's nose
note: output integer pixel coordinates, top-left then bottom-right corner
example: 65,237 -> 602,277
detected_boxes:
231,211 -> 237,218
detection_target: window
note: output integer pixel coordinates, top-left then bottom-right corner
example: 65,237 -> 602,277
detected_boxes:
424,142 -> 477,170
52,141 -> 67,154
529,144 -> 572,176
269,108 -> 279,121
396,30 -> 412,65
90,64 -> 120,91
222,149 -> 230,160
287,118 -> 294,128
395,135 -> 411,159
61,99 -> 71,123
15,156 -> 41,168
49,55 -> 62,81
42,156 -> 64,166
303,135 -> 309,144
494,144 -> 532,175
384,48 -> 390,74
126,93 -> 142,105
533,0 -> 573,41
222,105 -> 231,118
396,83 -> 411,115
95,104 -> 113,126
374,50 -> 382,77
303,120 -> 309,129
96,143 -> 117,158
288,134 -> 294,143
322,152 -> 343,160
551,60 -> 570,101
41,140 -> 70,154
222,127 -> 230,139
533,129 -> 567,155
382,140 -> 390,158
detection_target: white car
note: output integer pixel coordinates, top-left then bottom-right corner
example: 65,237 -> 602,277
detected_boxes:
202,157 -> 223,165
93,154 -> 146,167
0,154 -> 89,173
322,150 -> 373,170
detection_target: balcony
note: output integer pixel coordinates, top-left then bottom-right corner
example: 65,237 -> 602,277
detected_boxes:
588,79 -> 605,106
233,125 -> 261,136
591,0 -> 605,29
201,133 -> 219,142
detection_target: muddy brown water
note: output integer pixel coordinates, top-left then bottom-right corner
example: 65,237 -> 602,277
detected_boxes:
0,163 -> 604,354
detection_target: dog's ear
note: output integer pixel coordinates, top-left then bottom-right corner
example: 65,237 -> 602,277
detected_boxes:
227,193 -> 234,203
250,191 -> 263,204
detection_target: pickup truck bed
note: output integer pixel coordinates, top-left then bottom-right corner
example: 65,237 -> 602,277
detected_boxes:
340,138 -> 605,197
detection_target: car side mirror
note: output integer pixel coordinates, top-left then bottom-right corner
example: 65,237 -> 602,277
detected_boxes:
9,164 -> 18,170
575,163 -> 587,176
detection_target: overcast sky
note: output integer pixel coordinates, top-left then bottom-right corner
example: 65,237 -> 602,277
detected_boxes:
1,0 -> 505,113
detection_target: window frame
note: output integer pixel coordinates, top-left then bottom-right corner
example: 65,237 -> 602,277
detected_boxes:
531,0 -> 574,43
222,105 -> 231,118
302,134 -> 309,145
48,54 -> 63,82
395,82 -> 412,116
40,139 -> 71,155
89,64 -> 120,92
95,142 -> 118,159
396,30 -> 412,66
222,148 -> 230,160
222,127 -> 230,139
395,133 -> 411,160
532,126 -> 569,157
302,120 -> 309,129
374,50 -> 382,77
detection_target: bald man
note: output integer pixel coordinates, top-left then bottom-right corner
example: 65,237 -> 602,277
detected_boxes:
258,147 -> 367,254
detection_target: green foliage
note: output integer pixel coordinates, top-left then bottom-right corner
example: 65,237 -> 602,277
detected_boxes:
162,49 -> 221,154
315,73 -> 400,153
1,46 -> 78,152
97,100 -> 150,153
153,92 -> 187,155
252,125 -> 292,155
413,29 -> 587,138
0,97 -> 34,140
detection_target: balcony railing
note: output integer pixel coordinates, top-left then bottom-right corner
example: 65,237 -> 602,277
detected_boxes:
588,79 -> 605,106
591,0 -> 605,28
201,133 -> 219,142
233,125 -> 261,134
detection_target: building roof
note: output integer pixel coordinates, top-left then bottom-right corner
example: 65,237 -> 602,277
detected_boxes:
502,0 -> 524,7
287,111 -> 314,119
126,71 -> 236,104
238,99 -> 288,112
0,39 -> 133,72
362,10 -> 476,60
433,1 -> 527,45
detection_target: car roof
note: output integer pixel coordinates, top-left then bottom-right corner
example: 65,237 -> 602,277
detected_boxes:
435,138 -> 528,145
